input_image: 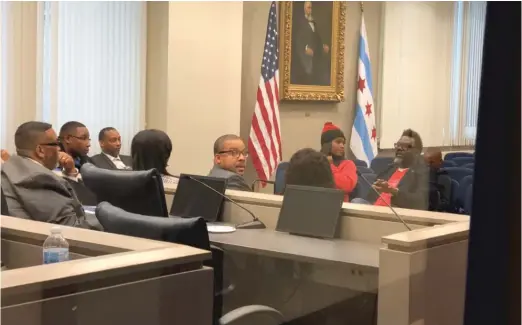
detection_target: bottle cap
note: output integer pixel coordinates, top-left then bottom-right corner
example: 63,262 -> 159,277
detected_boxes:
50,226 -> 62,234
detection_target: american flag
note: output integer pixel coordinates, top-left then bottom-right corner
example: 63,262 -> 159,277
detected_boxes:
248,2 -> 282,184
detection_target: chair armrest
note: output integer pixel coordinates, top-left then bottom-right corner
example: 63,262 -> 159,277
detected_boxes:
219,305 -> 284,325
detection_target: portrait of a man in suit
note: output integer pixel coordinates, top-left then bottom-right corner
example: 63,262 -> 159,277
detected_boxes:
290,1 -> 333,86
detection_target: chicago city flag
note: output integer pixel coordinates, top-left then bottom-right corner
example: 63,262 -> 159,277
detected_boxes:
350,14 -> 378,166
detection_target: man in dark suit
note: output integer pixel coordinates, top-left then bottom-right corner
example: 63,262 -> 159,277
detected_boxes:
90,127 -> 132,170
58,121 -> 93,170
424,148 -> 451,212
354,129 -> 429,210
1,121 -> 101,230
208,134 -> 251,191
291,1 -> 330,85
57,121 -> 100,205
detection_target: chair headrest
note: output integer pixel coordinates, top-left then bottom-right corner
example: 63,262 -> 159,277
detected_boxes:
81,163 -> 160,193
95,202 -> 210,250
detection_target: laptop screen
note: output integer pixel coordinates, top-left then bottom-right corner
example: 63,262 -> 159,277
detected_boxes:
276,185 -> 344,238
169,174 -> 227,222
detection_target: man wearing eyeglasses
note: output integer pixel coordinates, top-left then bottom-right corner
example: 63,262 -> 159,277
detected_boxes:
58,121 -> 93,171
1,121 -> 101,230
208,134 -> 251,191
354,129 -> 429,210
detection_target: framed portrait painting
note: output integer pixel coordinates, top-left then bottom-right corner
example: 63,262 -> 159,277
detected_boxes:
279,1 -> 346,102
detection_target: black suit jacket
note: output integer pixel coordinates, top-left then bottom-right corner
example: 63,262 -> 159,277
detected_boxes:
291,16 -> 329,85
428,168 -> 451,212
366,162 -> 429,211
73,155 -> 94,170
90,153 -> 132,170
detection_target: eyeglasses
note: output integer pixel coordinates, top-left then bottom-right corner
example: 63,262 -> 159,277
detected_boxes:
69,135 -> 91,141
394,142 -> 413,150
218,150 -> 249,158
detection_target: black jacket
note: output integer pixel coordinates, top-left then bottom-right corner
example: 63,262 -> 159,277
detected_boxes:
428,168 -> 451,212
90,153 -> 132,170
367,162 -> 429,211
74,155 -> 94,170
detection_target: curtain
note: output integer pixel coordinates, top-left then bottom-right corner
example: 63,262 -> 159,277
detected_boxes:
449,1 -> 486,145
378,1 -> 485,149
40,1 -> 146,155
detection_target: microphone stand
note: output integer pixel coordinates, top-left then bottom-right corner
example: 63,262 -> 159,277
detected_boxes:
185,175 -> 266,229
356,171 -> 412,231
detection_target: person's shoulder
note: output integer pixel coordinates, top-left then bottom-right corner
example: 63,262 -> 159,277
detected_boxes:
226,174 -> 251,191
340,159 -> 356,168
3,155 -> 40,175
4,157 -> 60,186
412,160 -> 429,174
90,153 -> 104,161
208,166 -> 236,179
228,173 -> 247,182
89,154 -> 108,167
84,155 -> 94,163
120,154 -> 133,165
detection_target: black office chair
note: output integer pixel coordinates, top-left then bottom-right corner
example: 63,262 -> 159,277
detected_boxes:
63,178 -> 98,206
95,202 -> 210,250
81,163 -> 168,217
1,188 -> 9,215
95,202 -> 282,325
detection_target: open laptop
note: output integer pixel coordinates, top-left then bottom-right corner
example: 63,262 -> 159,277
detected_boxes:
276,184 -> 344,239
169,174 -> 227,223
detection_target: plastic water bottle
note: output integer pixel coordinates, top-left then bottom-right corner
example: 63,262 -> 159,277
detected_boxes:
43,226 -> 69,264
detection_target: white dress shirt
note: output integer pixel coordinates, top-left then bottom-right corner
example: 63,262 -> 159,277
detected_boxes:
103,152 -> 128,170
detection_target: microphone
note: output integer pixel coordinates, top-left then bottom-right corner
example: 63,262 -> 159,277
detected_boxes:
355,170 -> 411,231
181,175 -> 266,229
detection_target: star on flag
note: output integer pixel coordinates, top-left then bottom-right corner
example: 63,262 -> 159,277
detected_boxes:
365,102 -> 372,116
357,76 -> 366,92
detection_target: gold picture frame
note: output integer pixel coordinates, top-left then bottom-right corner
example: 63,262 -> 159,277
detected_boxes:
279,1 -> 346,102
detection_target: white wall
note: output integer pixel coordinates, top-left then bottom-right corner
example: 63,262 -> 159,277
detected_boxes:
165,1 -> 243,175
379,2 -> 455,149
146,2 -> 168,133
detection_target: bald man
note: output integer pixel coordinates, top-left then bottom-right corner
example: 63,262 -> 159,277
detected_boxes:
424,148 -> 443,170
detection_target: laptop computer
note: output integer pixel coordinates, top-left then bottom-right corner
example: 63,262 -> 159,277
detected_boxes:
169,174 -> 227,222
276,184 -> 344,238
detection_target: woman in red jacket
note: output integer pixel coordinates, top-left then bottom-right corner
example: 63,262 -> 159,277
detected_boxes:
320,122 -> 358,202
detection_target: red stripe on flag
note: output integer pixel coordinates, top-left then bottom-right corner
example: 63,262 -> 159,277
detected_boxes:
266,80 -> 282,160
248,138 -> 268,182
262,82 -> 279,166
272,79 -> 282,158
274,79 -> 280,102
250,110 -> 273,177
